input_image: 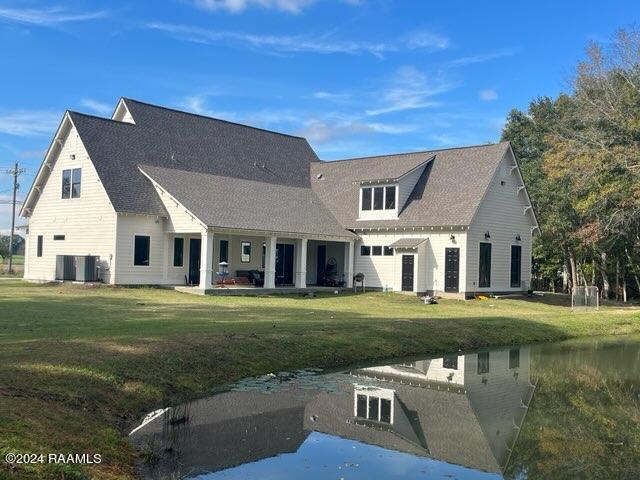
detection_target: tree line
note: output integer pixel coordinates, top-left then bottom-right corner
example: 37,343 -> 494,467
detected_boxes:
502,29 -> 640,300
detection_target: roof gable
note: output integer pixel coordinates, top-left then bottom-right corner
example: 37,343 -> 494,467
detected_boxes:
139,164 -> 354,238
311,142 -> 511,229
69,100 -> 320,216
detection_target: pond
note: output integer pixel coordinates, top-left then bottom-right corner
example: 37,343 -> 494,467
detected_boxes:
130,335 -> 640,479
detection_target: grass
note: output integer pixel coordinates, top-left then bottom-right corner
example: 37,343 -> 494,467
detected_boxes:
0,279 -> 639,479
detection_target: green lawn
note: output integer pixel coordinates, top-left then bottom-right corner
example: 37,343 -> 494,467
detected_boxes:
0,255 -> 24,265
0,280 -> 639,479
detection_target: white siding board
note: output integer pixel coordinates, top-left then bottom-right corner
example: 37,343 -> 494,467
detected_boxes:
398,163 -> 427,210
114,215 -> 166,284
354,231 -> 466,294
24,125 -> 117,283
466,152 -> 534,293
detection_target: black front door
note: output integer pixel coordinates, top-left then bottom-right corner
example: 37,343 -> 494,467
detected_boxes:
276,243 -> 294,285
316,245 -> 326,285
401,255 -> 414,291
188,238 -> 201,285
445,248 -> 460,292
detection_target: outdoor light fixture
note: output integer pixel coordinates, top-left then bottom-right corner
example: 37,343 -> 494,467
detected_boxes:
515,234 -> 522,241
484,231 -> 491,240
450,234 -> 456,242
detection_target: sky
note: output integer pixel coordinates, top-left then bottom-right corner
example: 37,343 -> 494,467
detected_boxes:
0,0 -> 637,232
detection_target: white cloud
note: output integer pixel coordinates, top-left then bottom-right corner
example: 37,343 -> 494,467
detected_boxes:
146,23 -> 448,58
191,0 -> 362,14
404,31 -> 450,51
80,98 -> 112,116
313,91 -> 351,102
0,6 -> 108,26
478,88 -> 498,101
192,0 -> 315,14
297,118 -> 414,143
0,111 -> 60,136
365,66 -> 454,116
444,48 -> 518,68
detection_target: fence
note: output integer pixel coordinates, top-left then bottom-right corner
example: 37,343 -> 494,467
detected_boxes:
571,286 -> 599,311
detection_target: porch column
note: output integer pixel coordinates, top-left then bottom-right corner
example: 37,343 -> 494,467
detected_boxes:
199,230 -> 214,289
264,235 -> 277,288
345,240 -> 355,288
295,238 -> 308,288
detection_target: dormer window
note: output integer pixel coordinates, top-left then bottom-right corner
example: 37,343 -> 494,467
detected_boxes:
385,186 -> 396,209
361,185 -> 397,212
373,187 -> 384,210
362,188 -> 372,211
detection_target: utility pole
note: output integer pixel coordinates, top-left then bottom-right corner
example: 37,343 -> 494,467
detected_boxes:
6,162 -> 26,273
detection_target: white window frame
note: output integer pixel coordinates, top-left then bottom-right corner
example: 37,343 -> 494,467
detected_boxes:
240,241 -> 251,263
61,168 -> 82,199
353,385 -> 395,424
132,234 -> 151,268
358,183 -> 399,219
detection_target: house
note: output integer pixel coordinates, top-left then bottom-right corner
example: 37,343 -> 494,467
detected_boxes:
130,347 -> 535,477
20,98 -> 539,298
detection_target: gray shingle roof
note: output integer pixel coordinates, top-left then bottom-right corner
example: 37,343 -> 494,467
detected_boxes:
64,98 -> 511,235
328,152 -> 433,183
69,98 -> 319,217
388,238 -> 427,248
139,164 -> 353,238
311,142 -> 511,229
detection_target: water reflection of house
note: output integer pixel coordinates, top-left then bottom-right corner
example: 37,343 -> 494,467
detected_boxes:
308,347 -> 535,474
131,347 -> 535,478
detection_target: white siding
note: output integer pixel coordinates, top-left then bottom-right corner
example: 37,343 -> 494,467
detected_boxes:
114,214 -> 166,284
466,151 -> 534,293
24,125 -> 117,283
354,231 -> 467,294
149,180 -> 206,234
398,163 -> 427,210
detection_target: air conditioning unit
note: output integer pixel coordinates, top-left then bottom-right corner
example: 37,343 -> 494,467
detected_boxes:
76,256 -> 99,282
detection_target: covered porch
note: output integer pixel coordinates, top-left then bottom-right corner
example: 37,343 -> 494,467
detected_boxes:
163,228 -> 355,293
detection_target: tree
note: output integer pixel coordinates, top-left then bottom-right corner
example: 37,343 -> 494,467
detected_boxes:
502,29 -> 640,299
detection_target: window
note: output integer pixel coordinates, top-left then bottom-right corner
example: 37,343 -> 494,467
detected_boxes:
62,168 -> 81,199
380,398 -> 392,423
37,235 -> 43,257
443,355 -> 458,370
261,242 -> 266,268
355,393 -> 392,424
361,187 -> 372,211
385,186 -> 396,210
368,396 -> 379,420
372,246 -> 382,256
173,238 -> 184,267
479,242 -> 492,288
62,170 -> 71,199
134,235 -> 150,266
360,245 -> 371,256
509,348 -> 520,369
71,168 -> 81,198
53,235 -> 65,241
477,351 -> 490,374
373,187 -> 384,210
241,241 -> 251,263
219,240 -> 229,263
383,246 -> 394,256
511,245 -> 522,288
356,394 -> 367,418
